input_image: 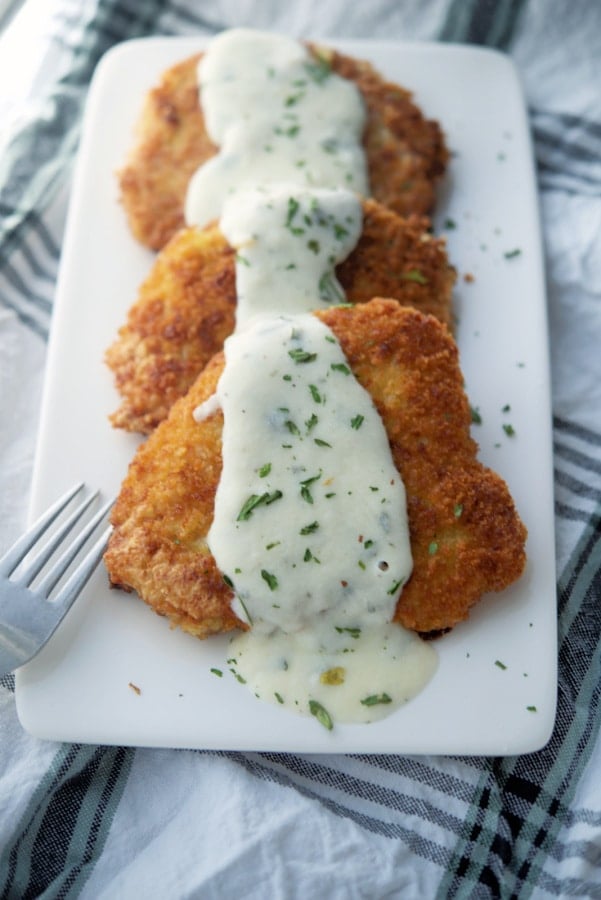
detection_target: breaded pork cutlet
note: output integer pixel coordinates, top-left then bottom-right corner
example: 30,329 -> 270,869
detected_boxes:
105,299 -> 527,638
119,47 -> 448,251
106,199 -> 456,434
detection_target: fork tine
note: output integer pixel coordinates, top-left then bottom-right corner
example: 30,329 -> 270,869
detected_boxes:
0,483 -> 84,578
12,490 -> 100,590
49,525 -> 112,620
35,497 -> 114,597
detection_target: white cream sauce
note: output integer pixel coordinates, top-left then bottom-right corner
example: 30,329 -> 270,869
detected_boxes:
187,31 -> 437,726
185,28 -> 368,229
229,624 -> 437,724
207,313 -> 436,723
219,185 -> 362,331
205,313 -> 413,635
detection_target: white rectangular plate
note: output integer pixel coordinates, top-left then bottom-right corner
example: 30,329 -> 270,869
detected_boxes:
17,37 -> 556,754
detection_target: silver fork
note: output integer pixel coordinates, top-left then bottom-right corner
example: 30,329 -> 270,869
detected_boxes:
0,484 -> 113,676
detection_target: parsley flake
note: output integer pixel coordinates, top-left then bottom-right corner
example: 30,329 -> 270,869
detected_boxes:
261,570 -> 278,591
331,362 -> 351,375
360,693 -> 392,707
300,521 -> 319,535
289,348 -> 317,363
309,384 -> 323,403
237,490 -> 283,521
401,269 -> 428,284
335,626 -> 361,639
309,699 -> 333,730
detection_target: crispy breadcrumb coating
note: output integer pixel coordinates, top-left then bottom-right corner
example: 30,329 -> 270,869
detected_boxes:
105,299 -> 526,638
106,199 -> 455,434
118,46 -> 448,250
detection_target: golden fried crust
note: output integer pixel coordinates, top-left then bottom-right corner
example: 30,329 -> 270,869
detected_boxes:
105,299 -> 526,638
118,48 -> 448,250
106,224 -> 236,434
106,199 -> 455,434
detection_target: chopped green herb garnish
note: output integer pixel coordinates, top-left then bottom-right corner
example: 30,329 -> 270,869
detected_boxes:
335,626 -> 361,639
300,521 -> 319,535
210,668 -> 223,677
307,239 -> 320,254
495,660 -> 507,670
358,560 -> 366,570
300,472 -> 321,487
261,570 -> 278,591
285,419 -> 301,436
301,485 -> 314,503
237,597 -> 253,626
527,705 -> 537,712
275,692 -> 284,704
305,413 -> 318,432
360,693 -> 392,707
471,406 -> 482,425
286,196 -> 299,227
350,414 -> 364,430
236,253 -> 250,266
258,463 -> 272,478
222,573 -> 234,588
304,56 -> 331,85
275,123 -> 301,139
444,218 -> 457,230
309,384 -> 323,403
387,580 -> 403,595
503,423 -> 516,437
308,699 -> 333,730
266,541 -> 280,550
428,541 -> 439,555
331,362 -> 351,375
454,503 -> 463,518
289,348 -> 317,363
237,490 -> 283,521
283,374 -> 293,381
502,404 -> 511,413
318,272 -> 345,304
504,248 -> 522,259
303,548 -> 320,563
314,438 -> 332,447
401,269 -> 428,285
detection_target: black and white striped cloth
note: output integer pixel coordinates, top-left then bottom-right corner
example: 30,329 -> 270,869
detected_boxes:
1,1 -> 600,896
